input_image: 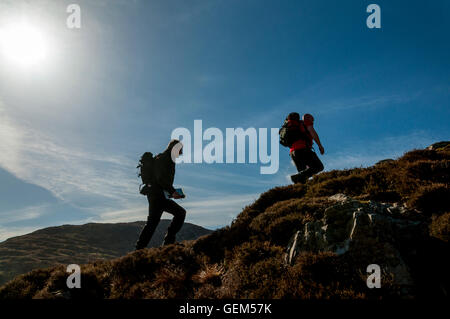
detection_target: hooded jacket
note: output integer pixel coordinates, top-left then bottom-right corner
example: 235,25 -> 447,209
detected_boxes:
153,140 -> 179,195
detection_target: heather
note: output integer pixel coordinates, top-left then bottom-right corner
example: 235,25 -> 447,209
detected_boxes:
1,143 -> 449,299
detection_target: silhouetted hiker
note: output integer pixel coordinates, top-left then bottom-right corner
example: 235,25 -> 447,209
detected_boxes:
135,139 -> 186,250
280,112 -> 325,183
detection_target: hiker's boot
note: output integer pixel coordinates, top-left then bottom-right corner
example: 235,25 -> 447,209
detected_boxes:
135,243 -> 146,251
162,233 -> 176,246
291,173 -> 308,184
298,174 -> 308,184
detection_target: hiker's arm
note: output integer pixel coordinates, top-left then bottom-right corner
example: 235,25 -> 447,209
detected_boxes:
154,162 -> 176,195
307,126 -> 325,154
157,175 -> 176,195
160,180 -> 176,196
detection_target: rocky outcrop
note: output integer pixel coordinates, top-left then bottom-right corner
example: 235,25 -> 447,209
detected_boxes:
427,141 -> 450,151
285,194 -> 427,291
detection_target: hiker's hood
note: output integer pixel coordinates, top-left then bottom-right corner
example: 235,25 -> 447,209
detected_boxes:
288,119 -> 301,126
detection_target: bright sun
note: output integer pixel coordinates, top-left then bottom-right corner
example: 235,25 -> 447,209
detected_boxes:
0,22 -> 49,68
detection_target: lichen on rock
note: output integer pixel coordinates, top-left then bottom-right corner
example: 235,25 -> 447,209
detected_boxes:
285,194 -> 426,292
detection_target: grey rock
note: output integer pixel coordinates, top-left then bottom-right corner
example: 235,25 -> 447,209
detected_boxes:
427,141 -> 450,150
285,194 -> 425,292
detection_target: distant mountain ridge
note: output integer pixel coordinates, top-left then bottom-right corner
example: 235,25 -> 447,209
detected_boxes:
0,220 -> 212,286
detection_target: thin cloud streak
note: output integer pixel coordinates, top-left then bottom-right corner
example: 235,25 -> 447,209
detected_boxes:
0,204 -> 50,224
0,226 -> 42,242
92,193 -> 258,228
323,130 -> 439,170
0,100 -> 140,212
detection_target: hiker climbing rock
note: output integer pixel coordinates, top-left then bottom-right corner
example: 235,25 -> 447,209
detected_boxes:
135,139 -> 186,250
279,112 -> 325,183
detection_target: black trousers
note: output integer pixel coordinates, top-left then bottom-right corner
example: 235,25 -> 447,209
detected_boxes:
290,148 -> 324,180
136,186 -> 186,249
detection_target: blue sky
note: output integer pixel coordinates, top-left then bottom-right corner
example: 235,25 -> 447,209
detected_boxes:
0,0 -> 449,241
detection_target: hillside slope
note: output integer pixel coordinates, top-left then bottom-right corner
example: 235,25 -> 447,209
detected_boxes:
1,142 -> 449,299
0,221 -> 212,287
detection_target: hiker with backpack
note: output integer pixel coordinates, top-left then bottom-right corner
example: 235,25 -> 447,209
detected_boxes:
279,112 -> 325,184
135,139 -> 186,250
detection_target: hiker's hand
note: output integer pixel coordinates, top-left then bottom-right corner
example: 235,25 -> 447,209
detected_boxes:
172,191 -> 183,199
319,145 -> 325,155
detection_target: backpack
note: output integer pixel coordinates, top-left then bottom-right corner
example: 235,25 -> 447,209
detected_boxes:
279,114 -> 312,148
279,119 -> 292,147
137,152 -> 155,195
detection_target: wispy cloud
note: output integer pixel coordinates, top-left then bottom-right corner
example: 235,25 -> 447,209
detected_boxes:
181,193 -> 258,227
0,100 -> 139,214
244,71 -> 425,129
0,102 -> 22,172
0,204 -> 51,224
0,226 -> 41,242
314,92 -> 422,115
323,130 -> 439,170
92,192 -> 258,229
91,205 -> 147,224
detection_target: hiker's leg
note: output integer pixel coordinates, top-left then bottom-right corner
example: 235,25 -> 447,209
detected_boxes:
290,149 -> 308,183
162,199 -> 186,245
301,149 -> 324,179
290,149 -> 307,172
306,150 -> 324,175
135,191 -> 164,250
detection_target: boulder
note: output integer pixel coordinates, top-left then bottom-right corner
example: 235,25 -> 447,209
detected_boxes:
285,194 -> 426,291
427,141 -> 450,151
